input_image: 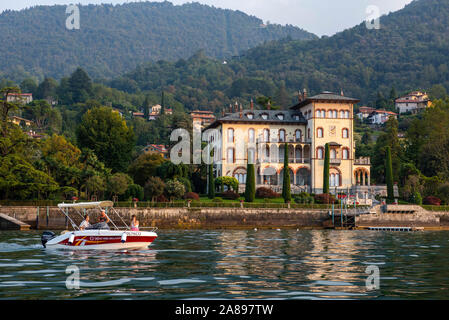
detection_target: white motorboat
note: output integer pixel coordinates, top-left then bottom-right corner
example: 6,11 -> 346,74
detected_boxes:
41,201 -> 157,250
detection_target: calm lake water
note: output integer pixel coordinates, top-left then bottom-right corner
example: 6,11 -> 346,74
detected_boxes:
0,229 -> 448,299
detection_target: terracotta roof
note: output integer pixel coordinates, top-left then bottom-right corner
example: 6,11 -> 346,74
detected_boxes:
145,144 -> 168,153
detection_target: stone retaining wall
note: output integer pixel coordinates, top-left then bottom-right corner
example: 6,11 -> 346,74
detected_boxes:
2,205 -> 449,230
0,206 -> 332,230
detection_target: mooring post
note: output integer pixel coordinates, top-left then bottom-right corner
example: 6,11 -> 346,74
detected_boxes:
332,204 -> 335,227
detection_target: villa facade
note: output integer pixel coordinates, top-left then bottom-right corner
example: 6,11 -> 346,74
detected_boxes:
206,91 -> 371,194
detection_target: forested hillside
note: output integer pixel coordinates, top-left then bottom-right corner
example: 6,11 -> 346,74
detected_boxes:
0,1 -> 315,80
110,0 -> 449,108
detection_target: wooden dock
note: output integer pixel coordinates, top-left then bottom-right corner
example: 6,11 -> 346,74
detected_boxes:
365,226 -> 424,232
0,213 -> 31,230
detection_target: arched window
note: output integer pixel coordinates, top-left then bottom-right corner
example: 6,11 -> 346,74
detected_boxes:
340,110 -> 345,118
328,110 -> 333,118
295,129 -> 302,142
333,110 -> 337,118
345,111 -> 350,118
261,113 -> 268,120
342,128 -> 349,138
247,113 -> 254,119
265,145 -> 270,159
263,129 -> 270,142
342,148 -> 349,160
317,147 -> 324,159
227,148 -> 235,163
316,110 -> 321,118
248,128 -> 255,143
227,128 -> 234,143
330,149 -> 336,159
321,110 -> 326,118
317,127 -> 324,138
279,129 -> 286,142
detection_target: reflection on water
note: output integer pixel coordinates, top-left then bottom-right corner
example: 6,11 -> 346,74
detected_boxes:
0,229 -> 448,299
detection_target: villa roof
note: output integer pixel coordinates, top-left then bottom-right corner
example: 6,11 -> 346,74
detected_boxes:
291,91 -> 360,110
206,109 -> 308,129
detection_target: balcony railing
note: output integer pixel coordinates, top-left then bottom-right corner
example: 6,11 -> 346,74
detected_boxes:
330,158 -> 342,165
258,158 -> 311,164
354,157 -> 371,165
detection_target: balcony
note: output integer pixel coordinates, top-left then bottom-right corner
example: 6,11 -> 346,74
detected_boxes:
330,158 -> 342,165
354,157 -> 371,165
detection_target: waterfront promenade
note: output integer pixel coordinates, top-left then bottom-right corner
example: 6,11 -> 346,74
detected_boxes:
1,204 -> 449,230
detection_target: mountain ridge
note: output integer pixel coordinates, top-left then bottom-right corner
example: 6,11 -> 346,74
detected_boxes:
0,1 -> 316,81
109,0 -> 449,107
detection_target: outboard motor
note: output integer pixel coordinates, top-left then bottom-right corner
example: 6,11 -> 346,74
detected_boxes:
41,231 -> 56,248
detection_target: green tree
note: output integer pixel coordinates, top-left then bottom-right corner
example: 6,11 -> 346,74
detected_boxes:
20,78 -> 38,96
372,117 -> 403,183
124,184 -> 144,201
108,173 -> 132,198
144,176 -> 165,202
77,106 -> 135,172
26,100 -> 62,133
244,163 -> 255,202
128,153 -> 166,186
386,146 -> 395,202
165,179 -> 185,201
0,154 -> 58,200
323,143 -> 330,194
35,77 -> 58,100
282,143 -> 291,203
69,68 -> 93,103
85,175 -> 106,200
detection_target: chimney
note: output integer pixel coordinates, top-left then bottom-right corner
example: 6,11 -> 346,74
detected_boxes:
298,90 -> 303,102
222,108 -> 225,117
267,100 -> 271,110
250,99 -> 254,111
303,88 -> 308,100
229,104 -> 232,113
234,101 -> 239,113
340,89 -> 344,96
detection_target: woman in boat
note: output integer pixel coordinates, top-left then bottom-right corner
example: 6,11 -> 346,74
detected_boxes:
130,215 -> 139,231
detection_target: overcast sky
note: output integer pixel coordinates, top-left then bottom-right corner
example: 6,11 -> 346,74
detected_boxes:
0,0 -> 414,36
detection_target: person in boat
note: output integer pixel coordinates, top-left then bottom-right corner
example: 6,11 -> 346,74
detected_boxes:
130,215 -> 139,231
97,210 -> 109,224
79,214 -> 90,230
86,210 -> 110,230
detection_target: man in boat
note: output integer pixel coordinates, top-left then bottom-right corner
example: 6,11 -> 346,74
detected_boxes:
86,210 -> 110,230
98,210 -> 110,224
79,214 -> 91,230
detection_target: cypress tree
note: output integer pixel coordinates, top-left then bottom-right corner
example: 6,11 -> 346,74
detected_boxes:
323,143 -> 330,194
281,143 -> 291,203
208,164 -> 215,199
386,146 -> 395,202
245,162 -> 255,202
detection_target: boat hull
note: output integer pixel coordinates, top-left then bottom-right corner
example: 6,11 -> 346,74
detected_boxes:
44,230 -> 157,250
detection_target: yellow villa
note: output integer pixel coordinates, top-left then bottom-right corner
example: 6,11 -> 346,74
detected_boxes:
206,90 -> 371,195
